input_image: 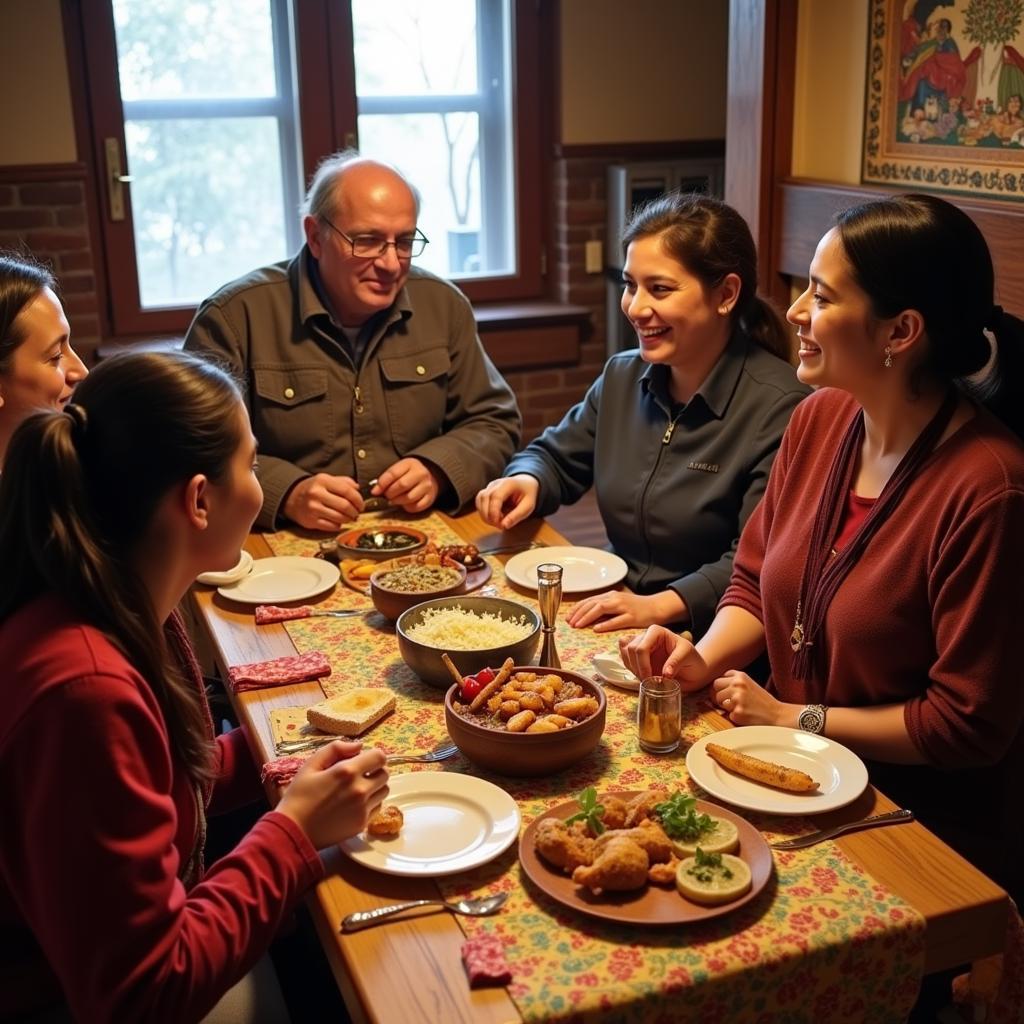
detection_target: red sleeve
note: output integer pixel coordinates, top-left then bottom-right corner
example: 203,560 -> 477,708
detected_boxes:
907,486 -> 1024,767
208,727 -> 265,815
2,673 -> 323,1023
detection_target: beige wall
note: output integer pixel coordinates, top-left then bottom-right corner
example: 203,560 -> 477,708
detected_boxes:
791,0 -> 868,182
0,0 -> 76,165
560,0 -> 728,144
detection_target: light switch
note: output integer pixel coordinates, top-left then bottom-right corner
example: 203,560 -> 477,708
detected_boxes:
585,240 -> 603,274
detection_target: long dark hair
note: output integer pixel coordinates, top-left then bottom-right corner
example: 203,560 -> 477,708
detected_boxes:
0,351 -> 245,782
835,193 -> 1024,438
0,251 -> 56,373
622,192 -> 791,361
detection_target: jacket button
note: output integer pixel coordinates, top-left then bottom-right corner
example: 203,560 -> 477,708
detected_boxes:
416,364 -> 426,375
284,387 -> 295,399
357,449 -> 367,459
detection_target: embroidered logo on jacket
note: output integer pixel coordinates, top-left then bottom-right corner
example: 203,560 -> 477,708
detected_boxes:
687,461 -> 720,473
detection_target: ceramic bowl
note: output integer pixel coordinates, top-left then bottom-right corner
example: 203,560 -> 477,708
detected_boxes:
396,596 -> 542,689
444,667 -> 606,776
336,525 -> 428,561
369,556 -> 467,621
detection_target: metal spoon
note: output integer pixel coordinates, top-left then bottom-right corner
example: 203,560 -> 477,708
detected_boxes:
340,892 -> 508,932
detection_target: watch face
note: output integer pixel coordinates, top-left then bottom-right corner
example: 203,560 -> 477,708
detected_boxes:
799,706 -> 826,733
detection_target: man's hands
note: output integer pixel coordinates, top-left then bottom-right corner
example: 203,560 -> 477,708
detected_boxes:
372,457 -> 441,514
283,458 -> 444,528
283,474 -> 364,531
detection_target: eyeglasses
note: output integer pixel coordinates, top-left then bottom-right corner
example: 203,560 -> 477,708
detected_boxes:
320,217 -> 429,259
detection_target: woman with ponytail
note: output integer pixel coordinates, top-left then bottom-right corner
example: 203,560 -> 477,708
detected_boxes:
623,193 -> 1024,902
0,351 -> 389,1022
476,192 -> 808,635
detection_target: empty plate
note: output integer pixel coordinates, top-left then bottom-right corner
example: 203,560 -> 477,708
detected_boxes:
504,546 -> 628,593
216,556 -> 340,605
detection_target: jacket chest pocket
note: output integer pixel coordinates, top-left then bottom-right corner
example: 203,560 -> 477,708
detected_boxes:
379,349 -> 450,452
251,366 -> 333,462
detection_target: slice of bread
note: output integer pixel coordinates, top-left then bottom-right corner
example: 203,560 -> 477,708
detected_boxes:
306,689 -> 396,736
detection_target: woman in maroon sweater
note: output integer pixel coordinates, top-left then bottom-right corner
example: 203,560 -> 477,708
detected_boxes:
622,194 -> 1024,900
0,352 -> 389,1022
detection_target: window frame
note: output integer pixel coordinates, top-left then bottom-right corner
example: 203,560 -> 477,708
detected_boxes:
67,0 -> 544,338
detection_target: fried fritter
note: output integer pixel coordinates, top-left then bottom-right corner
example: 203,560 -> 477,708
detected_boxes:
647,855 -> 681,886
624,789 -> 669,827
572,836 -> 649,894
598,794 -> 629,831
366,804 -> 403,838
534,817 -> 595,873
595,819 -> 673,864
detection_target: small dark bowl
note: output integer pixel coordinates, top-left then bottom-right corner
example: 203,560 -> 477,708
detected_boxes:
396,596 -> 542,689
444,667 -> 606,777
369,557 -> 467,621
336,525 -> 428,561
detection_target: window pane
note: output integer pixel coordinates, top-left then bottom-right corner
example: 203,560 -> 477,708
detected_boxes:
112,0 -> 277,100
125,118 -> 289,307
351,0 -> 478,97
352,0 -> 515,280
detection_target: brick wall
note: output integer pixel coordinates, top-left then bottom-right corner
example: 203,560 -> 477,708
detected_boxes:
0,167 -> 102,365
503,156 -> 618,443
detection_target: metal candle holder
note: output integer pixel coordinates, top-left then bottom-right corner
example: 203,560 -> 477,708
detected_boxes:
536,562 -> 563,669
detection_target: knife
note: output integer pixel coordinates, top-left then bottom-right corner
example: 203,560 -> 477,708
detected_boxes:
770,808 -> 914,850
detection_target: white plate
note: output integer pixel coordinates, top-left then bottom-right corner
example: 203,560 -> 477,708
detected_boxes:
686,726 -> 869,816
592,655 -> 640,691
340,772 -> 520,877
504,546 -> 628,594
216,556 -> 340,605
196,549 -> 254,587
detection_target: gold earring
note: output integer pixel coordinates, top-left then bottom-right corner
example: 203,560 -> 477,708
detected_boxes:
718,306 -> 729,316
884,347 -> 893,368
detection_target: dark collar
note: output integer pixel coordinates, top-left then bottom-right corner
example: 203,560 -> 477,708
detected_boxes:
294,245 -> 414,333
639,330 -> 750,418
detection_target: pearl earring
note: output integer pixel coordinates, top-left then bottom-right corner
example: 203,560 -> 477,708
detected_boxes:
884,347 -> 893,368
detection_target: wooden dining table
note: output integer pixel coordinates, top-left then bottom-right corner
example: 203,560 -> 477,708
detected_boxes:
187,510 -> 1010,1024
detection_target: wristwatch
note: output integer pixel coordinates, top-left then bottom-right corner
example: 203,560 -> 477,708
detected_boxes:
797,703 -> 828,734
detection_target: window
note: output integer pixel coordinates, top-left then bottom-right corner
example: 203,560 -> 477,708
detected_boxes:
71,0 -> 543,337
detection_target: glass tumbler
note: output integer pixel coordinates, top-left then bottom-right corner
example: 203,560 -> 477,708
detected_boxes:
637,675 -> 682,754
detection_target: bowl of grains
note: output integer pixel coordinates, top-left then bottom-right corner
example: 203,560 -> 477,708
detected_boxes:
396,596 -> 542,689
369,556 -> 468,621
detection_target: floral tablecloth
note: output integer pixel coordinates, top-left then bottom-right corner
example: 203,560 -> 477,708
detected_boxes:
263,515 -> 925,1023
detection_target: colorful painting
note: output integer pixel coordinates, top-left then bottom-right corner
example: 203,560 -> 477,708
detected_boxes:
863,0 -> 1024,200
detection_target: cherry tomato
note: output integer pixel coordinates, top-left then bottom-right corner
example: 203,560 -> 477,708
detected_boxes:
460,674 -> 483,701
475,667 -> 496,686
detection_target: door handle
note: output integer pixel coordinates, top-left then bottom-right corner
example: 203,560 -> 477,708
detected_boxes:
104,138 -> 132,221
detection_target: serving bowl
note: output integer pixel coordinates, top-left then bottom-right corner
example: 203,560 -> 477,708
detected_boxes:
444,666 -> 606,776
369,556 -> 467,621
336,525 -> 428,561
396,595 -> 542,689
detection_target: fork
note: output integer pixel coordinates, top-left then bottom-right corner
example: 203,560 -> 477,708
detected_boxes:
770,808 -> 914,850
341,892 -> 507,932
386,742 -> 459,765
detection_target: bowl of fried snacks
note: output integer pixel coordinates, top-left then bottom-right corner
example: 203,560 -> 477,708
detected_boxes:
444,662 -> 606,776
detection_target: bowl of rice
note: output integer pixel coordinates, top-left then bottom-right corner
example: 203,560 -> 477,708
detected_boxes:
396,596 -> 542,689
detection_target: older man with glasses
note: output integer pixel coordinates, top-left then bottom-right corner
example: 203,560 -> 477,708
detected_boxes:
185,151 -> 521,530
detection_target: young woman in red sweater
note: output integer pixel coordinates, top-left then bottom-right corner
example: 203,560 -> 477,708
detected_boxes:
0,351 -> 389,1022
622,194 -> 1024,900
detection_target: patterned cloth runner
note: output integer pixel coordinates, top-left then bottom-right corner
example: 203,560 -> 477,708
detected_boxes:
264,513 -> 926,1021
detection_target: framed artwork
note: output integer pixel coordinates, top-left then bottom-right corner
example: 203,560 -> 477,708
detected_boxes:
863,0 -> 1024,201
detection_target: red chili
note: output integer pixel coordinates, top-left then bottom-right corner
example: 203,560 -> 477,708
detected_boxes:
475,667 -> 496,685
460,674 -> 483,701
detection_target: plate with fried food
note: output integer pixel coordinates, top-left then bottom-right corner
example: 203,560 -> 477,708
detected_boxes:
518,788 -> 772,925
340,772 -> 520,876
686,726 -> 869,816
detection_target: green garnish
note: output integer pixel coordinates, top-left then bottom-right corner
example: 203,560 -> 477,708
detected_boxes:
654,792 -> 715,842
688,847 -> 733,883
564,786 -> 606,836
